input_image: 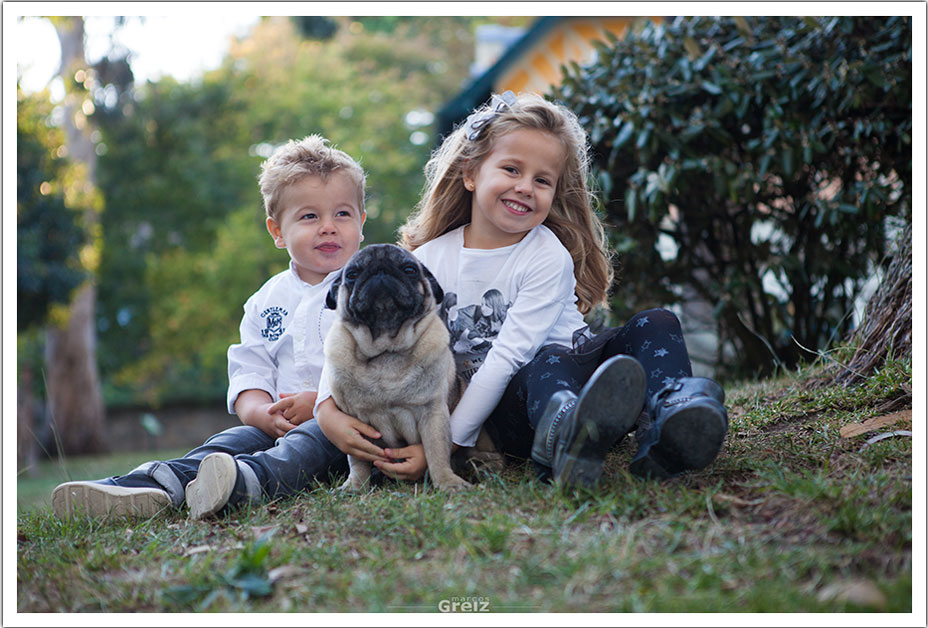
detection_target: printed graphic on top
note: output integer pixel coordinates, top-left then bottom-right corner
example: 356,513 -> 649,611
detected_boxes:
438,288 -> 511,382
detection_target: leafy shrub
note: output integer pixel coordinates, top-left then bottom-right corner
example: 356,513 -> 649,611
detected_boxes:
554,16 -> 911,376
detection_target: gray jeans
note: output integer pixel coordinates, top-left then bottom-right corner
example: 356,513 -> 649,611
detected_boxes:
114,419 -> 347,507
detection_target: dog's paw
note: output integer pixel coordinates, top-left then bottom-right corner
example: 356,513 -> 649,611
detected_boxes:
339,476 -> 363,492
435,473 -> 473,493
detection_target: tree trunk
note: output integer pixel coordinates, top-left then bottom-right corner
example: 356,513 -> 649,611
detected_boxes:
17,366 -> 39,475
45,17 -> 106,455
835,222 -> 912,386
44,285 -> 106,453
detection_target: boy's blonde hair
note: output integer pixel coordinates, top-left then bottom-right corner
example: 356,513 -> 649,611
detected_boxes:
258,135 -> 366,220
399,93 -> 613,314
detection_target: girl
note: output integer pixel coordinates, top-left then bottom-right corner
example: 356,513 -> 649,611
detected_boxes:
318,92 -> 728,489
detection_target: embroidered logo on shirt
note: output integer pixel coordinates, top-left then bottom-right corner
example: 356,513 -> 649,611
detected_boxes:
260,306 -> 288,341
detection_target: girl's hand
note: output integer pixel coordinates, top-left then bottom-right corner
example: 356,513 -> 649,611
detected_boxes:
316,398 -> 387,462
269,391 -> 318,426
375,444 -> 428,482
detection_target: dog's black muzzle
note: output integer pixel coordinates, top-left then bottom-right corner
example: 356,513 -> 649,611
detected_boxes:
349,272 -> 422,338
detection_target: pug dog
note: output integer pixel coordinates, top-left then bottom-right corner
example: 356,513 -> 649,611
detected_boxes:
324,244 -> 473,492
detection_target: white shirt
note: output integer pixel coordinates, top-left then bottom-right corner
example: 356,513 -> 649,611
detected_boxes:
227,261 -> 339,414
414,224 -> 586,447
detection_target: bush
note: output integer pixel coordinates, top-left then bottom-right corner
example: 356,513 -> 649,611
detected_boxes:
554,16 -> 911,377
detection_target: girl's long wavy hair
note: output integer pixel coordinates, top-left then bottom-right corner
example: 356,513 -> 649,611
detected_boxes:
399,92 -> 613,314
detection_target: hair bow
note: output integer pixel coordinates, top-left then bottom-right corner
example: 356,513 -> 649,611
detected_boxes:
464,91 -> 517,141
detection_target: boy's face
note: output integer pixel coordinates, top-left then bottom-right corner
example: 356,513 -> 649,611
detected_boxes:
267,173 -> 366,285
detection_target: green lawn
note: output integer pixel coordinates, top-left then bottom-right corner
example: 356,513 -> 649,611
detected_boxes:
16,359 -> 912,613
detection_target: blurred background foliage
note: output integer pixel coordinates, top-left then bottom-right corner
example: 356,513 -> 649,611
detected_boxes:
18,16 -> 532,408
17,15 -> 911,413
17,91 -> 88,332
554,16 -> 911,378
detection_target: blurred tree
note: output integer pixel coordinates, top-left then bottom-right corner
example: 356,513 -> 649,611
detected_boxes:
91,16 -> 484,405
93,77 -> 254,389
111,206 -> 281,405
17,88 -> 87,331
352,16 -> 408,34
17,85 -> 89,469
39,16 -> 107,454
554,16 -> 911,377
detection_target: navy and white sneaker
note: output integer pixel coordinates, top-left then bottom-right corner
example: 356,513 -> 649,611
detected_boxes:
185,453 -> 239,520
52,480 -> 171,519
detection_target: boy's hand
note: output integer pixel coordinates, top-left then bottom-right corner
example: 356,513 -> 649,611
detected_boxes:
269,411 -> 297,438
375,444 -> 428,482
316,398 -> 387,462
269,391 -> 317,426
234,389 -> 296,438
252,403 -> 296,438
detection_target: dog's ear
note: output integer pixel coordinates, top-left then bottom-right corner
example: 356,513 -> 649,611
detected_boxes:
325,274 -> 342,310
420,263 -> 444,305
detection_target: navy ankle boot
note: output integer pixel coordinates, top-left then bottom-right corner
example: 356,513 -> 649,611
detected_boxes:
629,377 -> 728,479
531,355 -> 646,488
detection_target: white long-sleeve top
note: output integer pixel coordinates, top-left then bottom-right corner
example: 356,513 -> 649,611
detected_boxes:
413,224 -> 586,447
227,261 -> 339,414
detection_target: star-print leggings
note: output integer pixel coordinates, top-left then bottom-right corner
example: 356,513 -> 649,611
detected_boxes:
483,308 -> 692,461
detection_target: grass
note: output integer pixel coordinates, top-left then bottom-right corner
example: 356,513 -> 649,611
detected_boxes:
16,358 -> 913,613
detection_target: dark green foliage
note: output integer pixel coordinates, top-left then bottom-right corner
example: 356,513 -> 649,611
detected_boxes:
292,16 -> 338,40
17,89 -> 88,331
93,78 -> 261,388
554,16 -> 911,377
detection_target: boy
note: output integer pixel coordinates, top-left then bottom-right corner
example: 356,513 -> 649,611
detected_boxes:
52,135 -> 374,519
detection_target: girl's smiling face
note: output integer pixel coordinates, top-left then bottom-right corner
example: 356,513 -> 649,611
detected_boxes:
462,128 -> 565,249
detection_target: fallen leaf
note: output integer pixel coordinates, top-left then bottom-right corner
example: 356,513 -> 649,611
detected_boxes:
294,523 -> 308,535
182,544 -> 214,556
817,579 -> 886,609
840,409 -> 911,438
252,525 -> 277,539
268,565 -> 304,583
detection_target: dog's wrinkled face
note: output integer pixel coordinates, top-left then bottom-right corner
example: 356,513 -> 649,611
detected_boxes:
326,244 -> 443,339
